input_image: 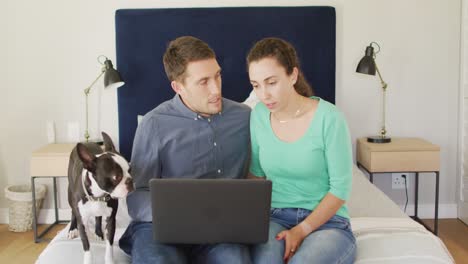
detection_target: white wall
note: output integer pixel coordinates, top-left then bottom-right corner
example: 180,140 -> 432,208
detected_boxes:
459,0 -> 468,224
342,0 -> 461,217
1,0 -> 461,222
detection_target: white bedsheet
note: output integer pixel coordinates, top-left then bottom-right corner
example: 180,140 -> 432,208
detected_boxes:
37,226 -> 130,264
351,218 -> 454,264
36,166 -> 454,264
36,217 -> 454,264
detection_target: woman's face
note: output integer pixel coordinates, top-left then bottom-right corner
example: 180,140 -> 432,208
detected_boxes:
248,57 -> 298,112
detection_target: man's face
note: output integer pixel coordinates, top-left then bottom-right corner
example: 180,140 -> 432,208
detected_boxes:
173,58 -> 222,117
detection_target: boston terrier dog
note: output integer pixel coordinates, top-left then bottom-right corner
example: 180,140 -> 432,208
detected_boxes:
67,132 -> 134,264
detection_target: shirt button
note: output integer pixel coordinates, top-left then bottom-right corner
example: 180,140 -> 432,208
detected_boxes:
198,115 -> 201,119
217,169 -> 221,174
208,118 -> 211,122
194,117 -> 198,120
213,142 -> 217,147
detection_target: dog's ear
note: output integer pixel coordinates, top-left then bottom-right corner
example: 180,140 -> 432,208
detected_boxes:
77,143 -> 97,172
102,132 -> 116,153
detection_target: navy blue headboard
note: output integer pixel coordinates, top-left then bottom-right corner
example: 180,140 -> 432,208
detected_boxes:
116,7 -> 336,160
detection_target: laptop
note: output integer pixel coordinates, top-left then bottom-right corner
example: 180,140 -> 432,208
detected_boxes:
149,178 -> 272,244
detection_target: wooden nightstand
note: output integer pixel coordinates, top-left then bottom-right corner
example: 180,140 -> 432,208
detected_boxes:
30,143 -> 75,243
356,137 -> 440,235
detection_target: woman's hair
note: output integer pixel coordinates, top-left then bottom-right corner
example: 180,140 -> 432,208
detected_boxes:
246,37 -> 313,97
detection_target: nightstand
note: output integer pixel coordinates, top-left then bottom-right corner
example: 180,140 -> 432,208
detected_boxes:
356,137 -> 440,235
30,143 -> 75,242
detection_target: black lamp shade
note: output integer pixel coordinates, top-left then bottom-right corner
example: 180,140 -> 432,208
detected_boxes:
103,59 -> 124,89
356,45 -> 376,75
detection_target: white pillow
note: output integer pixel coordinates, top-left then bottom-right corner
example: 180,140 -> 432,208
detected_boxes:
137,115 -> 143,125
242,90 -> 260,109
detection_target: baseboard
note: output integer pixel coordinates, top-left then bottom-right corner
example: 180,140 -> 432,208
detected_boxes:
459,202 -> 468,224
0,208 -> 71,224
0,204 -> 460,224
396,203 -> 458,219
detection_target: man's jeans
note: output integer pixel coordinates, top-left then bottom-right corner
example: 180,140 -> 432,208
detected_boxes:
251,208 -> 356,264
119,221 -> 251,264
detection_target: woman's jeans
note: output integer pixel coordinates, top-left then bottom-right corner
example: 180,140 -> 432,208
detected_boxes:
251,208 -> 356,264
119,221 -> 251,264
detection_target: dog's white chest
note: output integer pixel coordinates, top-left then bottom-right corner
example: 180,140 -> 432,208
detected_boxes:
78,200 -> 112,220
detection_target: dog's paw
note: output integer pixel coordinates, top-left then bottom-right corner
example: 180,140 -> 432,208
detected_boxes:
105,241 -> 114,264
105,257 -> 114,264
67,229 -> 79,239
83,251 -> 92,264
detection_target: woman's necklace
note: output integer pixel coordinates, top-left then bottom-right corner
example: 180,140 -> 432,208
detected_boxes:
272,97 -> 305,124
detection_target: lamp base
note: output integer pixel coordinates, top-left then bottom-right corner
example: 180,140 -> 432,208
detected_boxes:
367,136 -> 391,143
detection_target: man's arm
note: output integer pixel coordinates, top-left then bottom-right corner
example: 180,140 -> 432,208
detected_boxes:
126,115 -> 161,222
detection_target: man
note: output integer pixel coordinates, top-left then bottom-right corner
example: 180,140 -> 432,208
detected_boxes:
119,36 -> 251,264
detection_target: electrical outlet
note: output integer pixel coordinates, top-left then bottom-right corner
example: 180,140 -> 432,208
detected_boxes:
392,173 -> 408,189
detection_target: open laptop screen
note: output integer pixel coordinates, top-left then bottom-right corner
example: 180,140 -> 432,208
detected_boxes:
150,179 -> 272,244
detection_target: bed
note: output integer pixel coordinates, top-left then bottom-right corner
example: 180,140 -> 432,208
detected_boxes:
36,166 -> 453,264
37,6 -> 454,264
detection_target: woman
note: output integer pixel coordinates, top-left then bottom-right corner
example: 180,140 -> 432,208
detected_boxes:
247,37 -> 356,264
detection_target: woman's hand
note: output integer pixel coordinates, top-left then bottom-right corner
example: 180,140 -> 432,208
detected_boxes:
276,224 -> 309,262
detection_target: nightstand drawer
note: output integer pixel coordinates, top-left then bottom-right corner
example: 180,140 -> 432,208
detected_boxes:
30,156 -> 70,177
357,149 -> 440,172
30,143 -> 75,177
356,137 -> 440,173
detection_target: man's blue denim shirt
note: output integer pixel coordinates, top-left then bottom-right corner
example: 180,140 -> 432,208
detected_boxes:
127,95 -> 251,222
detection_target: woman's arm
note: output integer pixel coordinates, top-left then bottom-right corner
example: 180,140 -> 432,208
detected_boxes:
248,109 -> 267,179
276,193 -> 344,261
298,193 -> 344,234
278,110 -> 353,262
247,172 -> 265,180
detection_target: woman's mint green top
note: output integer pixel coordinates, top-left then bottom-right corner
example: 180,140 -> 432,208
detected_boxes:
249,97 -> 353,219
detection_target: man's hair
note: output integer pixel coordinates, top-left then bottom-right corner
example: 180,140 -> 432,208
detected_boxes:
163,36 -> 216,83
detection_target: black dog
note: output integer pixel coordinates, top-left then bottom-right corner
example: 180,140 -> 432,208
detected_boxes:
67,132 -> 134,264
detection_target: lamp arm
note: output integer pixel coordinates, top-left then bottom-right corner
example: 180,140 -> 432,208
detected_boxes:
84,70 -> 105,142
84,70 -> 105,95
374,64 -> 387,90
374,63 -> 388,138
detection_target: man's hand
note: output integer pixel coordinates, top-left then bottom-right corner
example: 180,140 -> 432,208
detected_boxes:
276,224 -> 309,263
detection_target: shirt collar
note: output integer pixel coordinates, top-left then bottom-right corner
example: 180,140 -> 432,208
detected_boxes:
172,94 -> 223,120
172,94 -> 198,119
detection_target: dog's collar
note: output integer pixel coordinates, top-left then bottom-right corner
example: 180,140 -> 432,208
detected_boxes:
87,194 -> 112,202
82,171 -> 114,202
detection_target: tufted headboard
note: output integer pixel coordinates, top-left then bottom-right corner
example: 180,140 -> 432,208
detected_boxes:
115,6 -> 336,160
